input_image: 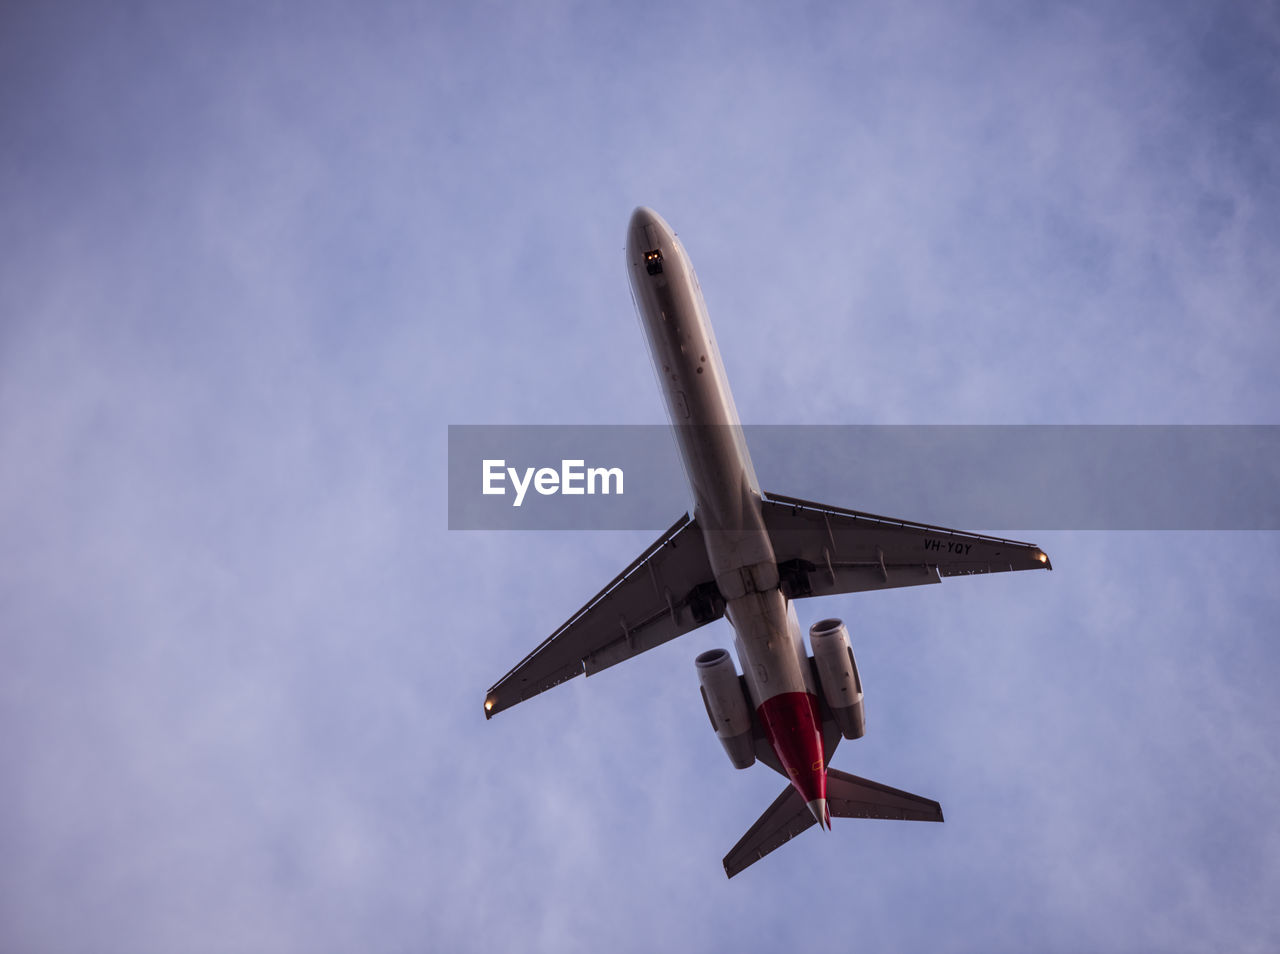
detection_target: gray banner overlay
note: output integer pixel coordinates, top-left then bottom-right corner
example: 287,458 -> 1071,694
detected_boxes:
448,425 -> 1279,531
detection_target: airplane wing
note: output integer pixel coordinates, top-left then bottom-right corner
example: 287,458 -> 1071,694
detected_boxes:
762,492 -> 1051,599
484,513 -> 723,718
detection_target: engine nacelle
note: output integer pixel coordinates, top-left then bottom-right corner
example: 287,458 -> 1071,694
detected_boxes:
694,648 -> 756,769
809,618 -> 866,740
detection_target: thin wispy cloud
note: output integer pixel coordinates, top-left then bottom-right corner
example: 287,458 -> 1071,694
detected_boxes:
2,2 -> 1277,952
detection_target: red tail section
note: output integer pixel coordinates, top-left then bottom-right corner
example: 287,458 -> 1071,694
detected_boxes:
756,691 -> 827,823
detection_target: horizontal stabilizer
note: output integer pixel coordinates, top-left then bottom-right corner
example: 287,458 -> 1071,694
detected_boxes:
723,785 -> 816,879
826,768 -> 944,823
723,771 -> 943,878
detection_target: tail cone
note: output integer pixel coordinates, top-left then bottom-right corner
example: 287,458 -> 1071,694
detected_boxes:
806,798 -> 830,830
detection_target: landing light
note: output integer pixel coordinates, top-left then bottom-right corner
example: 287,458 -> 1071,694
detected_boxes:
1037,552 -> 1048,563
485,699 -> 494,712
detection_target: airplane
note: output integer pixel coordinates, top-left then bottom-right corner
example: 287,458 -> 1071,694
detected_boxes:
483,207 -> 1052,878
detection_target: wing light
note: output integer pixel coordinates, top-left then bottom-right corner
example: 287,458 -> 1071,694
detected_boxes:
1037,552 -> 1048,563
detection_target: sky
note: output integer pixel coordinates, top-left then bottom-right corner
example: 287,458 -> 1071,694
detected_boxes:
2,1 -> 1278,951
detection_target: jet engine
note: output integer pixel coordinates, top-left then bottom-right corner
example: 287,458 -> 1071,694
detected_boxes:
809,618 -> 866,740
694,648 -> 756,769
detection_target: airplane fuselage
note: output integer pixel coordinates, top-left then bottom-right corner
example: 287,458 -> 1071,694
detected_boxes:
486,207 -> 1049,874
625,207 -> 829,825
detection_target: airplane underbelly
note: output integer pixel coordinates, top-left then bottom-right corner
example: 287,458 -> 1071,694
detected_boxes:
756,690 -> 827,804
728,589 -> 810,707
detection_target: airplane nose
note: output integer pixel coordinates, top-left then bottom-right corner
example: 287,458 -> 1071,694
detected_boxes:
629,206 -> 660,233
627,206 -> 672,253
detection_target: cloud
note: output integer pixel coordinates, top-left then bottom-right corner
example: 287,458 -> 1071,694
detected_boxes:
2,1 -> 1277,951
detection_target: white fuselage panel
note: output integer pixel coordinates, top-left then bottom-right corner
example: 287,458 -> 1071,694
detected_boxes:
625,207 -> 809,706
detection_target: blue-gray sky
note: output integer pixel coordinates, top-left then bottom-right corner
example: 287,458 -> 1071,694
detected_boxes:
2,2 -> 1278,951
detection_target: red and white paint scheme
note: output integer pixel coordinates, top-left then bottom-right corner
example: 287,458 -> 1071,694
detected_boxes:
485,208 -> 1053,877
